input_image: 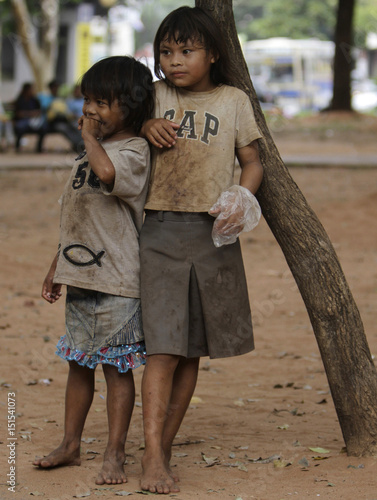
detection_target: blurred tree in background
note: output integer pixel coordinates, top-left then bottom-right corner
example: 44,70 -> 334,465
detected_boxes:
234,0 -> 337,41
2,0 -> 377,104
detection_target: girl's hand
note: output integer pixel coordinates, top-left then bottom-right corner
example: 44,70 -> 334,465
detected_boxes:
42,273 -> 62,304
209,185 -> 261,247
142,118 -> 180,148
209,194 -> 245,236
78,115 -> 103,140
42,255 -> 62,304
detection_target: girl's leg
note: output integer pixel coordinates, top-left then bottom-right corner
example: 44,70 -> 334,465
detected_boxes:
95,364 -> 135,485
141,354 -> 186,494
33,361 -> 95,468
162,356 -> 200,467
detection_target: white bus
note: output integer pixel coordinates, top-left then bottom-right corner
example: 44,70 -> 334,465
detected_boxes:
243,38 -> 334,115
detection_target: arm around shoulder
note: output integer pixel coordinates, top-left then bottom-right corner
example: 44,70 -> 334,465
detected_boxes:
140,118 -> 180,149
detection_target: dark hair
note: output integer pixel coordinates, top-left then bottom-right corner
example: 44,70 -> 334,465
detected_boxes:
80,56 -> 154,134
153,6 -> 234,86
48,79 -> 59,90
15,82 -> 35,101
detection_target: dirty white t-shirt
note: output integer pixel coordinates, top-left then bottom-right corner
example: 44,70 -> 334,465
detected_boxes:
54,137 -> 150,298
144,81 -> 262,212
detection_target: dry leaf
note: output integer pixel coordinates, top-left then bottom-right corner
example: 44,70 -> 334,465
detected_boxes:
246,454 -> 280,464
273,459 -> 291,468
233,399 -> 245,407
308,447 -> 330,454
201,453 -> 220,467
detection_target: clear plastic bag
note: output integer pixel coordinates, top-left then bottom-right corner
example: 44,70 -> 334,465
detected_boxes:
209,185 -> 261,247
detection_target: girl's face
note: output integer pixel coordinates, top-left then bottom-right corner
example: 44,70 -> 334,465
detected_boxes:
159,37 -> 216,92
82,94 -> 128,140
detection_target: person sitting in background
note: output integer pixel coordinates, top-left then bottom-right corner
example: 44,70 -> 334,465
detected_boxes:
39,79 -> 83,154
13,82 -> 48,153
66,84 -> 84,122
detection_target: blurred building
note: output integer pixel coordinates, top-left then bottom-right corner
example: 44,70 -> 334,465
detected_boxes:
1,1 -> 141,102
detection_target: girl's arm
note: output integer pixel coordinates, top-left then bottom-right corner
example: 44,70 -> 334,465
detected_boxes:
140,118 -> 180,148
42,253 -> 62,304
236,140 -> 264,194
209,140 -> 263,245
79,116 -> 116,185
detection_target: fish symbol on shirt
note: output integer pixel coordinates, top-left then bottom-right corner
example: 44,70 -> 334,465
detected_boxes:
63,244 -> 105,267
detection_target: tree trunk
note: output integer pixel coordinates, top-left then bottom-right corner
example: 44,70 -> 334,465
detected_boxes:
196,0 -> 377,456
11,0 -> 58,91
330,0 -> 355,110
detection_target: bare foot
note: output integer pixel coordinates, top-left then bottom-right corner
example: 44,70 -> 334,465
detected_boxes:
163,449 -> 179,483
95,451 -> 127,485
166,462 -> 179,483
141,452 -> 180,494
33,444 -> 81,468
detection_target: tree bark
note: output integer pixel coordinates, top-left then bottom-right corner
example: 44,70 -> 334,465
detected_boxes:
11,0 -> 58,91
197,0 -> 377,456
330,0 -> 356,110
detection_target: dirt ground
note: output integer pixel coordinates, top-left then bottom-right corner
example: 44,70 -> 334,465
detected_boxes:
0,112 -> 377,499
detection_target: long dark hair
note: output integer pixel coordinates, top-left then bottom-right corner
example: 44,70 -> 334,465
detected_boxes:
80,56 -> 154,134
153,6 -> 234,86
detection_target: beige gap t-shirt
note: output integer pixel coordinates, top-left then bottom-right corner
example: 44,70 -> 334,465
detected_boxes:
145,81 -> 262,212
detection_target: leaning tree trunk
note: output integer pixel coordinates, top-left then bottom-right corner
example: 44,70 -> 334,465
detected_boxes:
197,0 -> 377,456
11,0 -> 58,91
330,0 -> 355,111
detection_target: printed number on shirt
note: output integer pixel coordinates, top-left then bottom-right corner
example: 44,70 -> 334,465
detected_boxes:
72,161 -> 100,190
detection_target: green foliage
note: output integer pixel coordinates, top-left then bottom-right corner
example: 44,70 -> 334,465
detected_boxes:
237,0 -> 337,41
135,0 -> 194,51
354,0 -> 377,47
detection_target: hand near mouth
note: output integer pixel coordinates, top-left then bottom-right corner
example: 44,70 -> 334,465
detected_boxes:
78,115 -> 103,140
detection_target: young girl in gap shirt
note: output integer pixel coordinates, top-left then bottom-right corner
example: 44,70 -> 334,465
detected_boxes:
139,6 -> 264,494
34,56 -> 154,486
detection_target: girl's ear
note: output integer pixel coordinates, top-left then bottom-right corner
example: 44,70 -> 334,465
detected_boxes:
210,51 -> 219,64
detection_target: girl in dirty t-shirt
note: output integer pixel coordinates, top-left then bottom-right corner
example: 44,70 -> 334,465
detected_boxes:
139,6 -> 264,495
33,56 -> 154,486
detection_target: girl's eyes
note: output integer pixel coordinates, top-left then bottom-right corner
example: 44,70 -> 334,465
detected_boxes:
160,48 -> 193,56
83,97 -> 107,106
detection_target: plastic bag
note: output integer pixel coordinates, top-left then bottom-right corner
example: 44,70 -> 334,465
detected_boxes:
209,185 -> 261,247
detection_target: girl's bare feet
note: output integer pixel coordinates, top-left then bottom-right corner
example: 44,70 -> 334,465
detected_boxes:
95,450 -> 127,485
33,444 -> 81,468
141,451 -> 180,494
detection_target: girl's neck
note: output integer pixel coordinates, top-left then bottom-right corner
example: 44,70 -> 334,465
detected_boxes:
102,128 -> 136,143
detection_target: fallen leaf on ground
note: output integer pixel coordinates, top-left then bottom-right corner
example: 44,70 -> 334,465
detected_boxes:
298,457 -> 309,467
233,399 -> 245,406
273,459 -> 292,468
190,396 -> 203,404
201,452 -> 220,467
309,447 -> 330,454
81,437 -> 96,443
246,454 -> 280,464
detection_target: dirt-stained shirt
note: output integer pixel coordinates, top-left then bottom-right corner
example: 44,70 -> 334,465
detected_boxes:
144,81 -> 262,212
54,137 -> 150,298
